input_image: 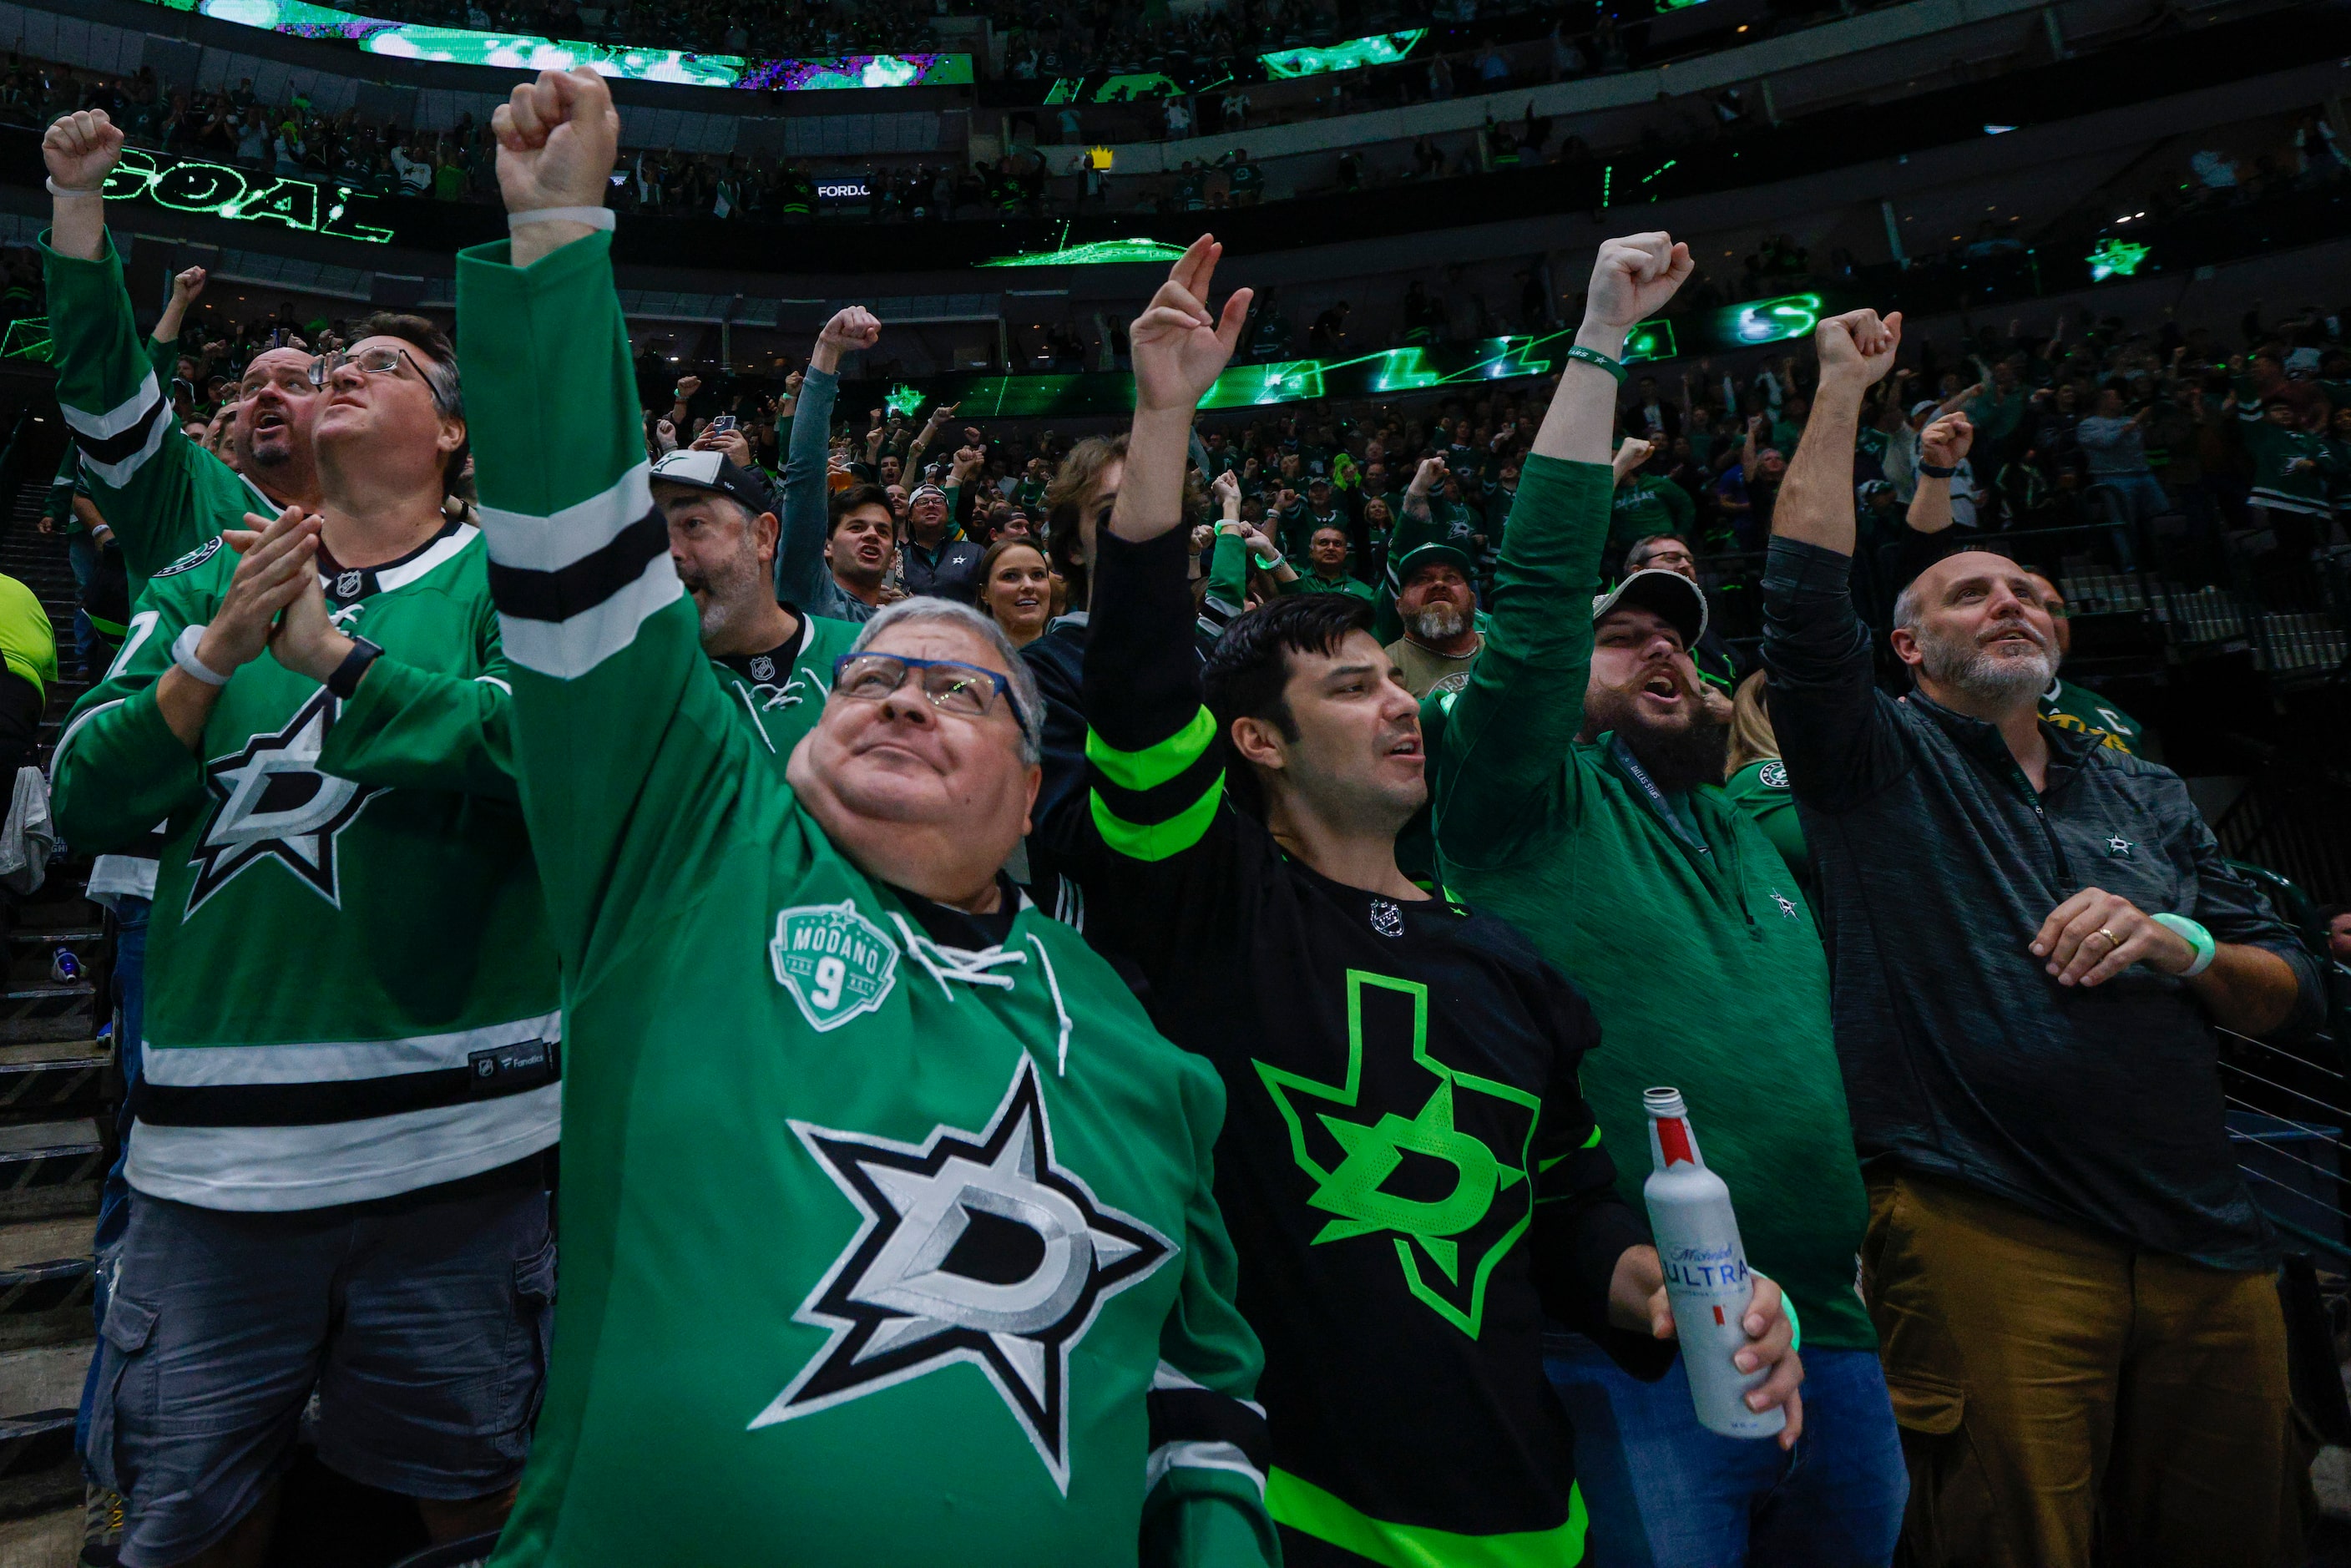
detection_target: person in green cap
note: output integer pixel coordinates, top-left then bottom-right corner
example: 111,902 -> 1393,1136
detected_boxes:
1383,540 -> 1484,697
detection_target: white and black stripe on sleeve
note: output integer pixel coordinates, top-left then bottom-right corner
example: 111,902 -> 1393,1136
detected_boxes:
1145,1360 -> 1270,1496
63,369 -> 171,488
479,461 -> 676,680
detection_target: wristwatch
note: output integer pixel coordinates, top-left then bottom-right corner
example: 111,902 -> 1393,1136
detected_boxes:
326,635 -> 384,700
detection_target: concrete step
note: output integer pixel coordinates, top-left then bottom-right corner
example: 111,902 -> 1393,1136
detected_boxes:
0,1056 -> 106,1125
0,1351 -> 86,1426
0,992 -> 95,1050
0,1123 -> 100,1227
0,1502 -> 79,1568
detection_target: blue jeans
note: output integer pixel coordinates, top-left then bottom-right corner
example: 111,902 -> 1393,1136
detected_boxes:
64,530 -> 97,669
2091,472 -> 2170,569
1545,1335 -> 1905,1568
78,894 -> 149,1472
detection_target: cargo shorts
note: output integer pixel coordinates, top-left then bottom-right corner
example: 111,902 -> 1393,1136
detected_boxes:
87,1175 -> 554,1568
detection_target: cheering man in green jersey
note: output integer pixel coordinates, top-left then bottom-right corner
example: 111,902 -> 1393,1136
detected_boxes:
50,204 -> 559,1568
467,69 -> 1277,1567
1421,233 -> 1902,1567
1070,236 -> 1802,1567
43,110 -> 325,596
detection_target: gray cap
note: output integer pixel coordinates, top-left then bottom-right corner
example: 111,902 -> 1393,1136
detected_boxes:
1590,567 -> 1708,645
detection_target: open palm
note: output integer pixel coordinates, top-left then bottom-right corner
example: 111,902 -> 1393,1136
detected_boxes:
1130,235 -> 1253,413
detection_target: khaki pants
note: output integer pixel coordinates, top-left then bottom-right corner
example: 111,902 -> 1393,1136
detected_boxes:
1861,1170 -> 2298,1568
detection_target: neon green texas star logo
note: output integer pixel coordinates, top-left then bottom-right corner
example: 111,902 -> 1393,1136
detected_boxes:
1253,971 -> 1539,1338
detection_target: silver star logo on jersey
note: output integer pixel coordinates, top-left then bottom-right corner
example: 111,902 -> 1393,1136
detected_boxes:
754,1056 -> 1174,1491
186,688 -> 386,915
2106,834 -> 2133,858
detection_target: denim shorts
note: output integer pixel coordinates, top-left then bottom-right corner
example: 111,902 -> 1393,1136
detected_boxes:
87,1176 -> 554,1568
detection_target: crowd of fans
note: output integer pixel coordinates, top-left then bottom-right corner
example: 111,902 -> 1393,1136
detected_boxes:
13,71 -> 2351,1568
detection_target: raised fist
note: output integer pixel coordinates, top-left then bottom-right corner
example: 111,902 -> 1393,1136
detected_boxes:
675,375 -> 702,398
1919,411 -> 1974,469
818,306 -> 881,356
1814,308 -> 1903,387
1584,232 -> 1692,333
43,109 -> 122,193
171,266 -> 208,299
492,68 -> 619,220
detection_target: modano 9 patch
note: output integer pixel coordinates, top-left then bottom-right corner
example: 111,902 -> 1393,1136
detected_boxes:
770,900 -> 901,1031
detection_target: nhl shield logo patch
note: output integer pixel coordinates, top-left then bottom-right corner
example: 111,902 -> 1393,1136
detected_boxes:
770,900 -> 900,1032
333,569 -> 366,599
750,654 -> 776,683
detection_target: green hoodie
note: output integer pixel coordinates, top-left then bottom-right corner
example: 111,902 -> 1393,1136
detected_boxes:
1422,456 -> 1874,1351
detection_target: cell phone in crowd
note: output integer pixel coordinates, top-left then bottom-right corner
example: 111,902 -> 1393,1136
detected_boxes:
709,414 -> 739,434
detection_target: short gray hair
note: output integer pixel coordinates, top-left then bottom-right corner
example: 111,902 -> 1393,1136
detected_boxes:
1892,581 -> 1923,634
849,598 -> 1044,765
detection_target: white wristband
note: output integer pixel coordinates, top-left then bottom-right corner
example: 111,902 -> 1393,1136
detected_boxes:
46,177 -> 104,199
171,624 -> 230,687
507,206 -> 615,230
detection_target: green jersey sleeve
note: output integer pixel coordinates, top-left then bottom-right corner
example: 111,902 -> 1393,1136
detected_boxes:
49,574 -> 210,854
315,584 -> 519,801
1141,1059 -> 1282,1568
1428,455 -> 1612,868
458,230 -> 761,976
43,230 -> 270,590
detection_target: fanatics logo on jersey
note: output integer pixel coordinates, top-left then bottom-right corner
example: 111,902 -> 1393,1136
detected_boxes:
756,1056 -> 1175,1491
770,901 -> 900,1031
186,689 -> 386,915
1757,760 -> 1788,790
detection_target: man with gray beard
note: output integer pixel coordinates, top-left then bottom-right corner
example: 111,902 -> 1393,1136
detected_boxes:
1762,306 -> 2322,1568
1382,540 -> 1484,695
650,448 -> 861,763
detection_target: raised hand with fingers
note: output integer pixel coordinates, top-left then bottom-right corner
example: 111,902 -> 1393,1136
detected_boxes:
43,109 -> 121,193
1130,234 -> 1253,414
269,544 -> 358,685
1814,308 -> 1904,388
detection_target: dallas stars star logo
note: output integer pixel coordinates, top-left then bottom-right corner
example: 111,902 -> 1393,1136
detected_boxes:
755,1056 -> 1173,1491
1255,971 -> 1538,1339
186,689 -> 386,915
2106,834 -> 2134,858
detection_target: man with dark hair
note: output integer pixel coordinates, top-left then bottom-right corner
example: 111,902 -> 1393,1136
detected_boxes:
1765,303 -> 2323,1568
651,447 -> 861,761
776,306 -> 889,623
1423,233 -> 1902,1567
1295,524 -> 1375,601
1071,236 -> 1800,1568
898,481 -> 983,602
52,192 -> 558,1568
1621,532 -> 1740,710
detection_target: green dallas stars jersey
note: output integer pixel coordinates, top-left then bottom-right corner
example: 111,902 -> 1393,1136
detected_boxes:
1069,524 -> 1662,1566
461,232 -> 1276,1568
705,606 -> 862,766
2040,675 -> 2142,756
49,524 -> 559,1210
44,231 -> 282,596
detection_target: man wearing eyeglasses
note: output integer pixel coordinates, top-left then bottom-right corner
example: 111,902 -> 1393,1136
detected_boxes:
50,203 -> 560,1568
458,69 -> 1277,1567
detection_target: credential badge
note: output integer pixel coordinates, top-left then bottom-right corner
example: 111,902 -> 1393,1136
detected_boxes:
771,900 -> 900,1031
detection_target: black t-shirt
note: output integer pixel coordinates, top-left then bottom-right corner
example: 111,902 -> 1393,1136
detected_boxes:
1068,527 -> 1664,1560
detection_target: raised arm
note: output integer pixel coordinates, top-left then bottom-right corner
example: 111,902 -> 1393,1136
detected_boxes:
775,309 -> 874,602
1430,233 -> 1691,867
1903,412 -> 1973,537
150,266 -> 206,357
1759,309 -> 1912,812
469,68 -> 751,974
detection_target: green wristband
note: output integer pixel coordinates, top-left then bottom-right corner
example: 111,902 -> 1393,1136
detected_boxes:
2151,913 -> 2217,977
1566,344 -> 1627,383
1780,1292 -> 1799,1353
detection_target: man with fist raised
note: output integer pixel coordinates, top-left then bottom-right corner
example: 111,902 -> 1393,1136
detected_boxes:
1762,306 -> 2321,1567
42,109 -> 323,590
1421,234 -> 1904,1566
463,68 -> 1277,1568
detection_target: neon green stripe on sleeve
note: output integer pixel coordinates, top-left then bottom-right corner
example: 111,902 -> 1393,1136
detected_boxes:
1268,1467 -> 1589,1568
1088,776 -> 1222,862
1085,704 -> 1216,792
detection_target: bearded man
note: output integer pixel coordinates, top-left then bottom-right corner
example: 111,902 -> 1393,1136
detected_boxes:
1382,541 -> 1483,696
1762,306 -> 2321,1568
1423,233 -> 1902,1567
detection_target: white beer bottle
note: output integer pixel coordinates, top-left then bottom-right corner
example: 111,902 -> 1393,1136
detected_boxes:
1643,1086 -> 1785,1439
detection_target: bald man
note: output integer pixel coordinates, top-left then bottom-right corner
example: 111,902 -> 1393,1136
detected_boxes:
1760,305 -> 2321,1568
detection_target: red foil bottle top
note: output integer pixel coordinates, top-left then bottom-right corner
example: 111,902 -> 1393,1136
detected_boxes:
1656,1116 -> 1696,1167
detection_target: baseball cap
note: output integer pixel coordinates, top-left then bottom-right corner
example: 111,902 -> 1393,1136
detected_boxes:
908,482 -> 949,506
1307,473 -> 1332,489
1591,567 -> 1708,645
650,448 -> 776,516
1908,399 -> 1941,421
1393,541 -> 1476,584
